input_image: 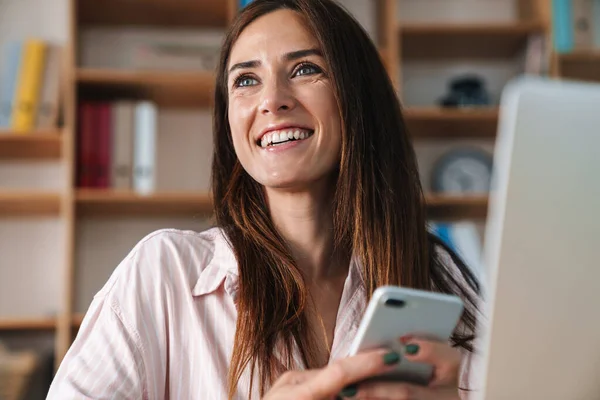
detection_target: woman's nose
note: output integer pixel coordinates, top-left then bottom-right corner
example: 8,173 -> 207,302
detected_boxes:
259,79 -> 296,115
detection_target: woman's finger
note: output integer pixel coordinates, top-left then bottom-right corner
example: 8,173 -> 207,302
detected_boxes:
400,338 -> 461,387
350,381 -> 459,400
303,349 -> 401,398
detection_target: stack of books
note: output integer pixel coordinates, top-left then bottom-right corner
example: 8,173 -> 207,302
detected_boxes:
77,101 -> 157,195
0,39 -> 62,132
552,0 -> 600,53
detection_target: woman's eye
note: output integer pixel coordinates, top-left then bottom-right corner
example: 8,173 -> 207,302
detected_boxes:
294,64 -> 320,77
235,76 -> 258,88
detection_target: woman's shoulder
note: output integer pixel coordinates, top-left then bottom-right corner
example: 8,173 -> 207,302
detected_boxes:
95,226 -> 236,301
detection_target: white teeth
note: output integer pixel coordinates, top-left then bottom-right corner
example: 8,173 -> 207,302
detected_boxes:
260,129 -> 312,147
272,133 -> 283,143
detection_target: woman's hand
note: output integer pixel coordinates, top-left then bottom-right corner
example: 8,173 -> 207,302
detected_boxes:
263,349 -> 402,400
264,337 -> 463,400
341,337 -> 463,399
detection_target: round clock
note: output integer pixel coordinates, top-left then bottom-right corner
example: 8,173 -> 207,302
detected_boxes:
431,148 -> 493,194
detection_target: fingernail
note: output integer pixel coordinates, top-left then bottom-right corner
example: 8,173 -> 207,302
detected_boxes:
339,384 -> 358,397
405,344 -> 419,355
383,351 -> 401,365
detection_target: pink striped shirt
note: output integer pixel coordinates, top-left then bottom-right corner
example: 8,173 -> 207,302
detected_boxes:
48,227 -> 479,399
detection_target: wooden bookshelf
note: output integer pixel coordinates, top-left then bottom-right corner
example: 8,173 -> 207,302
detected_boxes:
71,313 -> 84,329
77,69 -> 215,108
0,131 -> 62,160
78,0 -> 231,28
558,51 -> 600,82
76,189 -> 213,217
400,21 -> 545,60
425,194 -> 489,220
0,192 -> 62,217
0,317 -> 57,331
404,107 -> 498,138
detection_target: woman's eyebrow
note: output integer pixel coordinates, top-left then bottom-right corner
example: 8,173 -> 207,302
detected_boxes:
228,48 -> 322,76
284,48 -> 322,61
229,60 -> 260,75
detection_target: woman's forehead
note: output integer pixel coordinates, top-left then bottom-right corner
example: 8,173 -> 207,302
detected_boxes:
229,9 -> 320,67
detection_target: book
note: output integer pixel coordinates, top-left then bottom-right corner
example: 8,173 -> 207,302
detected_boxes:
133,101 -> 157,195
36,44 -> 62,130
593,0 -> 600,47
96,103 -> 112,188
77,102 -> 96,188
11,39 -> 47,132
0,41 -> 22,129
111,101 -> 135,189
552,0 -> 575,53
573,0 -> 594,50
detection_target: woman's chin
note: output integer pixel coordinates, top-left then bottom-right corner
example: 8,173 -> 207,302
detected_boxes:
261,178 -> 313,191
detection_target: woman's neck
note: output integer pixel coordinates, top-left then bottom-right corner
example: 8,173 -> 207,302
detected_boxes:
265,183 -> 347,280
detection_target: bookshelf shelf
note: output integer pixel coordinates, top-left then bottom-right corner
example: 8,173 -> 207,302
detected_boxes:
425,194 -> 489,220
404,107 -> 498,138
77,68 -> 215,108
0,192 -> 62,217
559,51 -> 600,82
0,317 -> 57,331
77,0 -> 230,28
0,131 -> 62,160
76,189 -> 213,217
400,22 -> 544,60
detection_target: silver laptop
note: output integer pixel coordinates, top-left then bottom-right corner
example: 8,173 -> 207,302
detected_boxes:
475,76 -> 600,399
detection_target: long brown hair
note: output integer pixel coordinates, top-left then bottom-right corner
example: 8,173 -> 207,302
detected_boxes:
211,0 -> 480,398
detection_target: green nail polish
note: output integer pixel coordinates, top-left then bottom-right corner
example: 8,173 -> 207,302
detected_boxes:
405,344 -> 419,355
383,351 -> 401,365
339,384 -> 358,397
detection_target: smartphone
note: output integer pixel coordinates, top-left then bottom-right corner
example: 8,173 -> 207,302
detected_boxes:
348,285 -> 464,385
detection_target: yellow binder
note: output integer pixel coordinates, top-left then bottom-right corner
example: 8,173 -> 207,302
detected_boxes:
11,39 -> 47,132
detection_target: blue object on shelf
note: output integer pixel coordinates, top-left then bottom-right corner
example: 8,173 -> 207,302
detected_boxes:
0,41 -> 23,128
552,0 -> 574,53
239,0 -> 254,8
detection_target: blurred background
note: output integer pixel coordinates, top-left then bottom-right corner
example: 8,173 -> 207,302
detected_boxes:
0,0 -> 595,397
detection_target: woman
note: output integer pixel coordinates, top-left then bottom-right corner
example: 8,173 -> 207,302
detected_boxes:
48,0 -> 481,398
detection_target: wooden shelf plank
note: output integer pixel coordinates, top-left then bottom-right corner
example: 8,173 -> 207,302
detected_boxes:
425,194 -> 489,220
0,317 -> 56,331
405,107 -> 498,138
400,22 -> 544,60
78,0 -> 229,28
76,189 -> 213,217
0,131 -> 62,160
559,51 -> 600,82
0,192 -> 62,217
77,68 -> 215,108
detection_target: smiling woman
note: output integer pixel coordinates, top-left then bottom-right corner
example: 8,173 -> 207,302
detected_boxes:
225,16 -> 340,191
47,1 -> 481,399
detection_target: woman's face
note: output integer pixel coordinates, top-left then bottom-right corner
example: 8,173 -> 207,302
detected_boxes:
227,9 -> 341,190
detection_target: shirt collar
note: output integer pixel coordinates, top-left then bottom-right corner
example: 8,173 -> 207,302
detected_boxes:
191,229 -> 367,312
191,229 -> 239,300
